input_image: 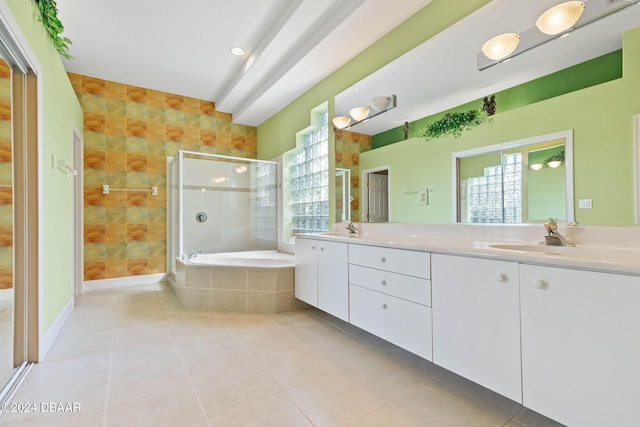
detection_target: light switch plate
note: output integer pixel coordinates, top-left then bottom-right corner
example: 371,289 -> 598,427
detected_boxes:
578,199 -> 592,209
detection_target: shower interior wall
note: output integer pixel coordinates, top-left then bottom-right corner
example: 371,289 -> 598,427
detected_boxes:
169,153 -> 277,273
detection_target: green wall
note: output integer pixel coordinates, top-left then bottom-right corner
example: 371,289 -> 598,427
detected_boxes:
5,1 -> 84,334
373,50 -> 623,148
360,26 -> 640,225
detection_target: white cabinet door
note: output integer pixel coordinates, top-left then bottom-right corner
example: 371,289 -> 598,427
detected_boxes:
294,238 -> 318,306
317,240 -> 349,321
350,284 -> 432,360
432,254 -> 521,403
521,265 -> 640,426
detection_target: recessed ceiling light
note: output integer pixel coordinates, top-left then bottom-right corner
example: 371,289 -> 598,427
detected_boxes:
229,46 -> 245,56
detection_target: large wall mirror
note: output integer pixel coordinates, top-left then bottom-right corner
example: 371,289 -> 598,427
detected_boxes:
453,130 -> 573,224
334,1 -> 640,227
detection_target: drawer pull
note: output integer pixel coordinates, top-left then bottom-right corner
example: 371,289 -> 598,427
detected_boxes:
320,247 -> 324,251
495,274 -> 508,283
381,280 -> 387,286
381,257 -> 386,263
311,246 -> 315,250
382,303 -> 388,309
532,280 -> 548,290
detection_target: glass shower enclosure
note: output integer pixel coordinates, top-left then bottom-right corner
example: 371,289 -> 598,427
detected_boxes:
167,151 -> 278,276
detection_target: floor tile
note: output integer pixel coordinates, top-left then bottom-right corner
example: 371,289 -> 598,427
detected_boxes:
286,373 -> 384,427
0,281 -> 564,426
386,379 -> 514,427
207,393 -> 312,427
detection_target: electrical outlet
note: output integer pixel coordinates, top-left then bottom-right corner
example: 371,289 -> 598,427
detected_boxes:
578,199 -> 592,209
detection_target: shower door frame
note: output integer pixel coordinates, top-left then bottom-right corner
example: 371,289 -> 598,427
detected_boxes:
172,150 -> 278,264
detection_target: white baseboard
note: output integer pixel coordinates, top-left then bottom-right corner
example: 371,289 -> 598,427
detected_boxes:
82,273 -> 167,292
39,298 -> 74,362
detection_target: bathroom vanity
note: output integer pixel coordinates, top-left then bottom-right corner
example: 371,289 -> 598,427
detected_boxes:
294,223 -> 640,426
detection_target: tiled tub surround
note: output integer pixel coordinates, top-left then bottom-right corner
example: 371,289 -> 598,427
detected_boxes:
171,251 -> 299,313
68,73 -> 258,281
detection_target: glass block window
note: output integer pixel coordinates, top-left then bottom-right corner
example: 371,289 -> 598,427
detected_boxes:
254,162 -> 277,241
467,153 -> 522,223
289,111 -> 329,234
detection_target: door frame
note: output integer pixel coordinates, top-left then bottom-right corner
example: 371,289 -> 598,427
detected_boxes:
0,1 -> 42,368
73,129 -> 83,297
361,165 -> 390,222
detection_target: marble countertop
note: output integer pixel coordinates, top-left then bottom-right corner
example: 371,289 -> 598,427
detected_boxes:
296,232 -> 640,276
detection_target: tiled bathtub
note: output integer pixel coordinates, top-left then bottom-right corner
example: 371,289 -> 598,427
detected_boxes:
170,251 -> 302,313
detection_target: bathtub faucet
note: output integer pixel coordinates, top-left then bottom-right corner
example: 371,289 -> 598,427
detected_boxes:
183,250 -> 203,260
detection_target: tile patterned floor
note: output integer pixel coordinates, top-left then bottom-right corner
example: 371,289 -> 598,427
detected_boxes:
0,282 -> 564,426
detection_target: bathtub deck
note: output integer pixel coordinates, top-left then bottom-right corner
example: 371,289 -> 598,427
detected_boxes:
171,254 -> 301,313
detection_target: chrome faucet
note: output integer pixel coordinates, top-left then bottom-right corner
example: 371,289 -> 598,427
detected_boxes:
345,221 -> 359,234
543,219 -> 575,247
182,250 -> 203,260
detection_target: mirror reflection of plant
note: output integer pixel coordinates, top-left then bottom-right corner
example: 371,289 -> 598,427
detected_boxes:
35,0 -> 73,59
545,151 -> 565,164
419,109 -> 487,141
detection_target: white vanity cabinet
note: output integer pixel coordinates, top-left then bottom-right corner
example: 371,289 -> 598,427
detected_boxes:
431,254 -> 522,403
294,237 -> 349,321
520,265 -> 640,426
348,245 -> 432,360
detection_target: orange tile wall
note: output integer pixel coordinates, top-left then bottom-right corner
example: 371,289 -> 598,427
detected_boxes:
0,59 -> 10,289
335,130 -> 372,222
68,73 -> 257,281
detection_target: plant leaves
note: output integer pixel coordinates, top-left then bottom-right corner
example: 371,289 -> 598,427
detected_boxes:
33,0 -> 73,59
419,109 -> 487,141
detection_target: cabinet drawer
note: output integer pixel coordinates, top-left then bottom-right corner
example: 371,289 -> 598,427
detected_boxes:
349,245 -> 430,279
349,264 -> 431,306
349,284 -> 432,361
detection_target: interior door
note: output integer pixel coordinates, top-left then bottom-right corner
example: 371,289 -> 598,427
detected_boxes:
367,172 -> 388,222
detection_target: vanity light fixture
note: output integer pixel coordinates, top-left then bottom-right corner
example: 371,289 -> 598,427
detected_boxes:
235,165 -> 248,174
482,33 -> 520,61
478,0 -> 639,71
332,115 -> 351,129
333,95 -> 397,131
530,163 -> 544,171
548,160 -> 562,168
536,1 -> 585,35
349,107 -> 370,122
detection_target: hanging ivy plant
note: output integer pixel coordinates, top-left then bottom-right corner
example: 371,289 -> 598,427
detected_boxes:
35,0 -> 73,59
419,109 -> 487,141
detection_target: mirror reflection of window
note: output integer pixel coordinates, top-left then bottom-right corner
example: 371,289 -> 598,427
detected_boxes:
463,153 -> 522,223
456,132 -> 572,224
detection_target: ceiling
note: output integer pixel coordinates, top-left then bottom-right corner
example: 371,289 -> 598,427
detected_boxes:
57,0 -> 431,126
335,0 -> 640,135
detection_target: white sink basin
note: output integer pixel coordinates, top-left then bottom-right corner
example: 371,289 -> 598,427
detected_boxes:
489,243 -> 599,256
